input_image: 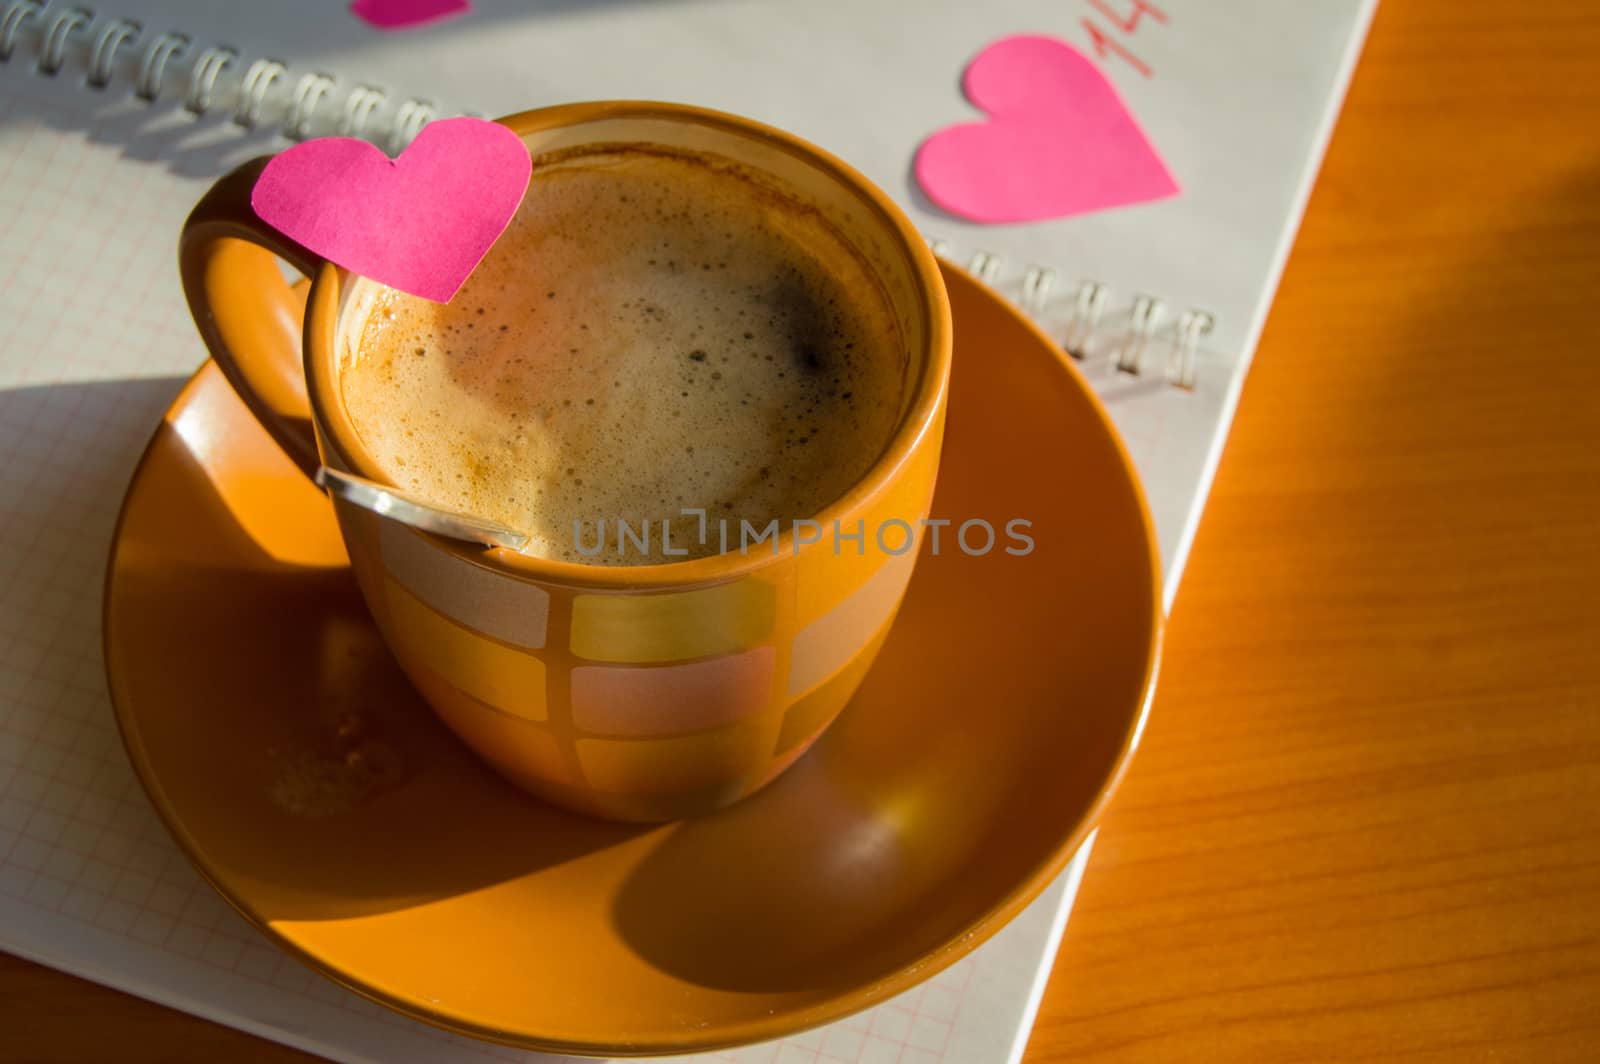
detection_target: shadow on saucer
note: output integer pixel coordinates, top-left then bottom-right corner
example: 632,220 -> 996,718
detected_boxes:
106,375 -> 646,924
607,269 -> 1159,993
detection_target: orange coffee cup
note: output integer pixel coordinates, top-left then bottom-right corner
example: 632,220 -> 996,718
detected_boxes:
179,102 -> 952,822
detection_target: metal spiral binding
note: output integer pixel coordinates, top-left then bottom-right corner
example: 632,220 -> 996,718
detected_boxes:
1063,280 -> 1108,360
0,1 -> 439,148
966,250 -> 1002,285
183,45 -> 234,114
340,84 -> 386,138
0,1 -> 42,61
931,240 -> 1216,389
388,97 -> 437,154
84,14 -> 134,87
1168,309 -> 1213,390
1020,266 -> 1054,312
134,29 -> 185,101
233,57 -> 284,128
1114,294 -> 1162,375
285,70 -> 336,140
36,3 -> 87,74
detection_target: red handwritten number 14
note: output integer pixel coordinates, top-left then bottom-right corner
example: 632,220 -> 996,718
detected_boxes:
1082,0 -> 1168,78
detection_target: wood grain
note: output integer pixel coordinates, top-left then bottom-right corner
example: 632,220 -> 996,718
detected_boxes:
5,0 -> 1599,1060
1026,0 -> 1600,1060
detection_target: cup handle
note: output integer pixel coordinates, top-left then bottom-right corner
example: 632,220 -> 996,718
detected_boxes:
179,156 -> 326,483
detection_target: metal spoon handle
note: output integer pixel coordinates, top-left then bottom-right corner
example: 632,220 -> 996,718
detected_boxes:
315,467 -> 530,552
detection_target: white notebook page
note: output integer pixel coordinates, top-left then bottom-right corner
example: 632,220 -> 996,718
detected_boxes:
0,45 -> 1091,1064
0,1 -> 1375,1060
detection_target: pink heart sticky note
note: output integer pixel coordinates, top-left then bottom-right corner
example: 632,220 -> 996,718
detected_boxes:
251,117 -> 531,303
915,35 -> 1179,224
350,0 -> 471,31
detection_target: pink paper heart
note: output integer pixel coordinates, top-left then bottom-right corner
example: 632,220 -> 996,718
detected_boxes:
915,35 -> 1179,224
350,0 -> 471,31
251,117 -> 531,304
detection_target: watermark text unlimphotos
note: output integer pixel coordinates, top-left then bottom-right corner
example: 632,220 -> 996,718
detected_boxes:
572,509 -> 1034,559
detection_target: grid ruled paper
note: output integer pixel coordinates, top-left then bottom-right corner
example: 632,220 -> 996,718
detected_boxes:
0,0 -> 1379,1056
0,45 -> 1100,1064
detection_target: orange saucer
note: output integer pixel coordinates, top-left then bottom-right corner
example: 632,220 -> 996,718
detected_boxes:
103,265 -> 1160,1056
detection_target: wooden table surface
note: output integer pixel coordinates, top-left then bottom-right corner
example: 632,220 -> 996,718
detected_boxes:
5,0 -> 1598,1059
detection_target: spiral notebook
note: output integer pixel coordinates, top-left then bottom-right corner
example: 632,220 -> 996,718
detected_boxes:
0,1 -> 1376,1061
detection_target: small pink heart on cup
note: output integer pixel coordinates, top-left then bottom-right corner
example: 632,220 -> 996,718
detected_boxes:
251,117 -> 532,304
350,0 -> 471,31
915,35 -> 1179,224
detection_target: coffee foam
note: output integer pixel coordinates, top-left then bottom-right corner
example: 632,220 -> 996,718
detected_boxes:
341,145 -> 906,564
